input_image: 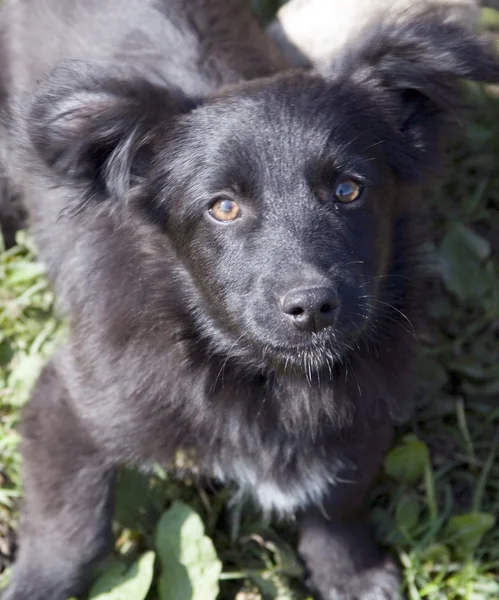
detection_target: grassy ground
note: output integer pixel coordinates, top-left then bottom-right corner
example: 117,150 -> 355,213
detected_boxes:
2,6 -> 499,600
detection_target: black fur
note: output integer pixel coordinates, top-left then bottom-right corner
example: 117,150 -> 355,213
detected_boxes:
1,2 -> 499,599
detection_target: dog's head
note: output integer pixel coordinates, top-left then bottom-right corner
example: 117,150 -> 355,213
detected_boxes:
23,8 -> 499,373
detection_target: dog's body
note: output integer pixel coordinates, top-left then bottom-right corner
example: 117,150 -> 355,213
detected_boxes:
1,1 -> 499,599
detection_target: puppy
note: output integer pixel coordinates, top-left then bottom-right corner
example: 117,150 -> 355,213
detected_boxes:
1,1 -> 499,599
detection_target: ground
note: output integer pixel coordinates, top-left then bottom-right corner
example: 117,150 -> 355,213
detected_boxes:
1,5 -> 499,600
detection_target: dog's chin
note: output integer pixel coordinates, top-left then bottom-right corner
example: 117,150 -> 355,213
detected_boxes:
246,307 -> 377,374
201,308 -> 371,375
251,328 -> 357,375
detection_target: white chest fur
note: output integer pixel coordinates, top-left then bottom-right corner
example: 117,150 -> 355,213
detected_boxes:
212,454 -> 345,515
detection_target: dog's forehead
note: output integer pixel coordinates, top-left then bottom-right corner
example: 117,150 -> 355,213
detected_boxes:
207,74 -> 348,141
183,74 -> 385,188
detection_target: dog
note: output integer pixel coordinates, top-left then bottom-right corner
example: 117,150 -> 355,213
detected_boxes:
1,1 -> 499,599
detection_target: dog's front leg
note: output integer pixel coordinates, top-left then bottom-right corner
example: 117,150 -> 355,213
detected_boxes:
297,424 -> 402,600
298,509 -> 401,600
3,359 -> 116,600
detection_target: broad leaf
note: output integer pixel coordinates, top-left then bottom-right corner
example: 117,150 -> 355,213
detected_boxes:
445,512 -> 495,558
439,224 -> 493,302
156,501 -> 222,600
384,435 -> 429,484
88,551 -> 155,600
395,491 -> 421,534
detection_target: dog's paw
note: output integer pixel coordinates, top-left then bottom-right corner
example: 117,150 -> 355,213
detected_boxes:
311,557 -> 403,600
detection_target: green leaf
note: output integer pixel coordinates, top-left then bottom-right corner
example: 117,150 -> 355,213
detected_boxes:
265,539 -> 304,579
0,340 -> 14,367
480,7 -> 499,28
415,356 -> 448,390
6,354 -> 45,406
88,551 -> 155,600
6,261 -> 45,285
155,501 -> 222,600
251,573 -> 292,600
114,467 -> 164,532
395,492 -> 421,534
383,435 -> 429,484
420,543 -> 451,565
438,224 -> 492,302
445,512 -> 495,558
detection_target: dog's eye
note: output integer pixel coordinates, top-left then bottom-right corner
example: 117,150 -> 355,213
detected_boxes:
334,179 -> 363,203
209,198 -> 241,222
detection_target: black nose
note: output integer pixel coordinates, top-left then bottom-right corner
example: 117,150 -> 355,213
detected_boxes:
281,287 -> 339,332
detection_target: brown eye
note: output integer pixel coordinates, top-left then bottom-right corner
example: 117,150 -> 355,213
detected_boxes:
209,198 -> 241,222
334,179 -> 363,203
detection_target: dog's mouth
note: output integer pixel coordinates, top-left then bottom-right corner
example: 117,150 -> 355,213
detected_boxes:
197,287 -> 376,375
255,300 -> 375,373
262,347 -> 339,375
254,326 -> 359,375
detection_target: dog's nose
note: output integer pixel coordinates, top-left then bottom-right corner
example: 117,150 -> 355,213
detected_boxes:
281,287 -> 339,332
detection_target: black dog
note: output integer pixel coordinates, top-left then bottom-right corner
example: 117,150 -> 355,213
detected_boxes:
1,1 -> 499,599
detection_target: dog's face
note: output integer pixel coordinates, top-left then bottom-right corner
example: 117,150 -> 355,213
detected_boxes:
154,76 -> 399,369
24,9 -> 499,372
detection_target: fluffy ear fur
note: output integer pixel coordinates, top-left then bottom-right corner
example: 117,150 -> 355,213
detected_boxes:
26,61 -> 197,207
330,5 -> 499,178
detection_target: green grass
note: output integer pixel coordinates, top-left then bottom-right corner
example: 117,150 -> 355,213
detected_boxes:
2,14 -> 499,600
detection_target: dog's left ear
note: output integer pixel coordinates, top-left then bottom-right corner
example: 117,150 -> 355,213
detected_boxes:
330,6 -> 499,179
25,61 -> 200,211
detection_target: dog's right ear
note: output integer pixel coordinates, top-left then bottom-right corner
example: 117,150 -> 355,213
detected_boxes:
26,61 -> 198,210
329,6 -> 499,180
